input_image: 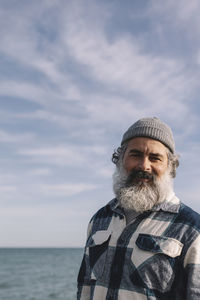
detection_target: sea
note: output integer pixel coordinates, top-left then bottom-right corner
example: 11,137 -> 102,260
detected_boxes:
0,248 -> 84,300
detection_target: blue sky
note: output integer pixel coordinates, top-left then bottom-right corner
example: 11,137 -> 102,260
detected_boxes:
0,0 -> 200,247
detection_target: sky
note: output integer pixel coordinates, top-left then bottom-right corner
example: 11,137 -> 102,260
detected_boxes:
0,0 -> 200,247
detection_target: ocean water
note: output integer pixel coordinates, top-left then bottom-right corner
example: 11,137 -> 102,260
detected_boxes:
0,248 -> 84,300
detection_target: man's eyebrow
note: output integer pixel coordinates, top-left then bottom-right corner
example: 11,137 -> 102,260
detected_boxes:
149,153 -> 164,158
128,149 -> 143,154
128,149 -> 164,158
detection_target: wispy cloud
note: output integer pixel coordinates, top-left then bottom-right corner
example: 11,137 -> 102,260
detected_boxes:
150,0 -> 200,23
0,185 -> 17,193
18,144 -> 107,167
27,168 -> 52,176
0,129 -> 35,143
64,10 -> 192,102
41,183 -> 98,197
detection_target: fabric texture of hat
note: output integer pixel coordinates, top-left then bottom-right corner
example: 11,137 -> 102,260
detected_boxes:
121,117 -> 175,153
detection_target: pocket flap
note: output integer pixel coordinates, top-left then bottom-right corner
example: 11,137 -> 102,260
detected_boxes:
136,234 -> 183,258
87,230 -> 111,247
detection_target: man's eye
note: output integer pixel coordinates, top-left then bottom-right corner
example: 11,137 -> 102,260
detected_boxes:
150,156 -> 160,161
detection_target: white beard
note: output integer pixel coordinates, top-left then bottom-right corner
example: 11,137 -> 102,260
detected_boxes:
113,164 -> 174,212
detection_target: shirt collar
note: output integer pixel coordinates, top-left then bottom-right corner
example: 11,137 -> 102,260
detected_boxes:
151,194 -> 181,213
108,193 -> 181,215
107,198 -> 124,216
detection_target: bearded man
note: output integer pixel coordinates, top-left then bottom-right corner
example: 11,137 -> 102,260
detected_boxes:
77,117 -> 200,300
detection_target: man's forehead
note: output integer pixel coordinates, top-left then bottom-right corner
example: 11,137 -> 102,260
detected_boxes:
126,137 -> 168,154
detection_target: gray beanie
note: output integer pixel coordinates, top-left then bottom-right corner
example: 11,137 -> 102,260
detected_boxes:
121,117 -> 175,153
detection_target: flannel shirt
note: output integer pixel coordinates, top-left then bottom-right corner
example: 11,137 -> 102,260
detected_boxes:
77,195 -> 200,299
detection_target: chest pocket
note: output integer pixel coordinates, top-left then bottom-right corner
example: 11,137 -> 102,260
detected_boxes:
87,230 -> 111,281
131,234 -> 183,293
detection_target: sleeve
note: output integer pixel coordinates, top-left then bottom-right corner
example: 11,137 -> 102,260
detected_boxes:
183,235 -> 200,299
77,220 -> 93,300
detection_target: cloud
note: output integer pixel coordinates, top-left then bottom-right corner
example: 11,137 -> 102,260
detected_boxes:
57,2 -> 198,132
0,202 -> 89,218
150,0 -> 200,22
0,81 -> 51,105
27,168 -> 52,176
0,3 -> 82,109
149,0 -> 200,52
0,185 -> 17,193
0,185 -> 17,202
64,17 -> 192,104
18,144 -> 108,168
0,129 -> 35,143
0,0 -> 197,133
97,166 -> 114,178
41,183 -> 98,197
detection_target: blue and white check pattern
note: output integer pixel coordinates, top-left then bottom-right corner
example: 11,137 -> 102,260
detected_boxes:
77,196 -> 200,299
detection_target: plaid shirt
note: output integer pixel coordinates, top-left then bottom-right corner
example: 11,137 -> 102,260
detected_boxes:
77,195 -> 200,299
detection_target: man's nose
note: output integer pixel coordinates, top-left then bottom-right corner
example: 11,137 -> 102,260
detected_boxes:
138,157 -> 151,171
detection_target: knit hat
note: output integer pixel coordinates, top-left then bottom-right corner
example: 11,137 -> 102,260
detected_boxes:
121,117 -> 175,153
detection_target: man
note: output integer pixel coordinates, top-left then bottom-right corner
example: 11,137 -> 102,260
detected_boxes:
77,117 -> 200,299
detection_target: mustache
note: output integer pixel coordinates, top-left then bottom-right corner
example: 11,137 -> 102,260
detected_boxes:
125,169 -> 154,186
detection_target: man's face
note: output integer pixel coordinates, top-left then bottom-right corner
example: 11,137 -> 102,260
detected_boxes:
113,137 -> 173,212
122,137 -> 168,185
